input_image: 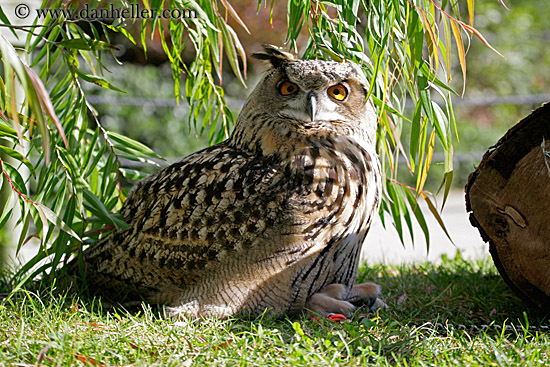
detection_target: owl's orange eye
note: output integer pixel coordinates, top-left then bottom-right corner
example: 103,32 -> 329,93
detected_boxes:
279,81 -> 299,96
327,84 -> 348,101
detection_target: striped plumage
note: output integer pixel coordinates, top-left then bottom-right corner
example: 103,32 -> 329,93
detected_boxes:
72,45 -> 384,318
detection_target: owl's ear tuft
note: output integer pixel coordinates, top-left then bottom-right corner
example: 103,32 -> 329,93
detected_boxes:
252,44 -> 296,68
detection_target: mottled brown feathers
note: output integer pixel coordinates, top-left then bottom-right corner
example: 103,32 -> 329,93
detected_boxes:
71,47 -> 383,318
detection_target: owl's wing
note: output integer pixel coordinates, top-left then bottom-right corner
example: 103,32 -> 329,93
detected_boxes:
75,141 -> 295,301
75,137 -> 379,311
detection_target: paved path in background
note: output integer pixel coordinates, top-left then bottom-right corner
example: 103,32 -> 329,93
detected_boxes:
362,190 -> 489,265
6,191 -> 489,267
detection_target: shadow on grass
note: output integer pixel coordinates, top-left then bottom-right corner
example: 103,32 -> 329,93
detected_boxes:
1,252 -> 547,330
1,254 -> 549,365
357,252 -> 549,329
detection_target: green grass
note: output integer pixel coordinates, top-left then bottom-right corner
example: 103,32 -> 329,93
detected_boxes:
1,255 -> 548,366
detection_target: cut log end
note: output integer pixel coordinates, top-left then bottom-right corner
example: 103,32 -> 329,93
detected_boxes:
466,102 -> 550,312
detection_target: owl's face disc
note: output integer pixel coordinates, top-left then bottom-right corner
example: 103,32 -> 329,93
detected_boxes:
232,58 -> 377,151
266,60 -> 370,125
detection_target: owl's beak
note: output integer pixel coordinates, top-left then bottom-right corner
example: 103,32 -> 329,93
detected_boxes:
306,92 -> 317,121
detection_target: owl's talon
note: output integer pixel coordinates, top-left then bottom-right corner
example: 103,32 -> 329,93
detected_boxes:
306,284 -> 355,318
368,298 -> 388,312
306,282 -> 387,319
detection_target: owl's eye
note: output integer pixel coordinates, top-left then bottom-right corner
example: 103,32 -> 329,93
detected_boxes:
279,81 -> 299,96
327,84 -> 348,101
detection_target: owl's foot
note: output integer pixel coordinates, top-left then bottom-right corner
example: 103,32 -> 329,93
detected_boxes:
306,284 -> 356,318
305,282 -> 386,318
346,282 -> 388,312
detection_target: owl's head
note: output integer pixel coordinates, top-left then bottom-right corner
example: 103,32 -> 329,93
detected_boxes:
231,45 -> 377,152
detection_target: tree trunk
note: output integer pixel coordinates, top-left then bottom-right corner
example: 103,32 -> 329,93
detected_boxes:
466,103 -> 550,312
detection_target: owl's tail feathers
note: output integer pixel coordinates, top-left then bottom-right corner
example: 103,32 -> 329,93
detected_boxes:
0,241 -> 142,312
65,247 -> 144,306
252,44 -> 296,68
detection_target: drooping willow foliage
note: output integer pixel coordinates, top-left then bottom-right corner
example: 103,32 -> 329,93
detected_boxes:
0,0 -> 504,285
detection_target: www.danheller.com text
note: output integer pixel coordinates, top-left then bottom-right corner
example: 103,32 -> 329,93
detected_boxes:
31,4 -> 198,20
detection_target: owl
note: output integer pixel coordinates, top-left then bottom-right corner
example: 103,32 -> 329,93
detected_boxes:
71,45 -> 384,319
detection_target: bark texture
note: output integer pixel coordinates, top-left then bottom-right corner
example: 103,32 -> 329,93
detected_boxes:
466,103 -> 550,312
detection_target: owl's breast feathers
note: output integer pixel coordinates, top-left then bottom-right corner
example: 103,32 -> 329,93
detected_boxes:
76,131 -> 380,310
